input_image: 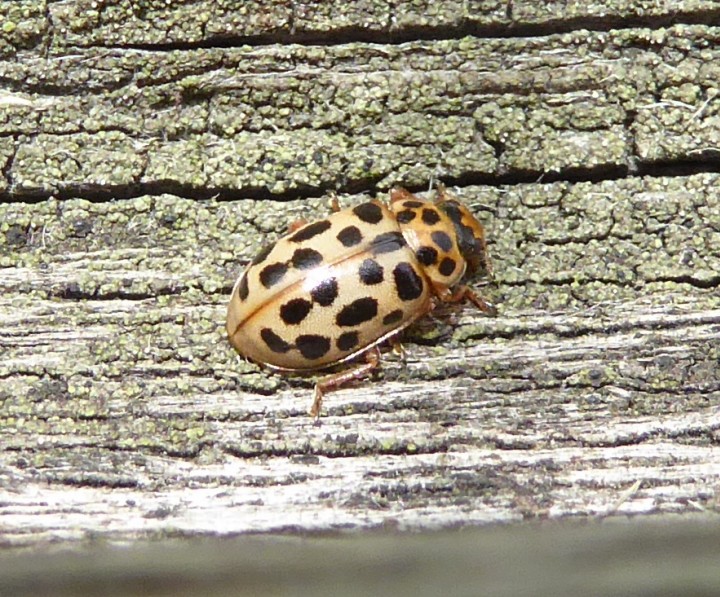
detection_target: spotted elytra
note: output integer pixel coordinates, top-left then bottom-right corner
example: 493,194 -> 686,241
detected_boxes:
226,185 -> 496,418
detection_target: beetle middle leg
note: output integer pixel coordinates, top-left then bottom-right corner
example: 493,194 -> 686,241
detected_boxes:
310,347 -> 381,419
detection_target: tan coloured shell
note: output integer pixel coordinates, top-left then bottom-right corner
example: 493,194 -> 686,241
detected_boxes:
227,200 -> 430,370
226,188 -> 494,385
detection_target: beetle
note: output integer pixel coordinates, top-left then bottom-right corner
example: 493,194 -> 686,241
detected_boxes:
226,185 -> 496,417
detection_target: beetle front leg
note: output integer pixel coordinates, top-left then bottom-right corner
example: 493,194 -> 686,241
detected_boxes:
432,281 -> 497,317
310,347 -> 381,419
454,285 -> 497,316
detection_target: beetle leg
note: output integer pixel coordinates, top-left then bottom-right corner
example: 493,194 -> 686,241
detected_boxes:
432,281 -> 497,316
310,346 -> 382,419
449,285 -> 497,316
455,285 -> 497,316
390,338 -> 407,361
471,229 -> 494,279
434,181 -> 449,201
287,218 -> 309,233
389,187 -> 418,205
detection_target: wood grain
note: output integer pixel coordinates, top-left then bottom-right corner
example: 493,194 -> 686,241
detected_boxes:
1,0 -> 719,558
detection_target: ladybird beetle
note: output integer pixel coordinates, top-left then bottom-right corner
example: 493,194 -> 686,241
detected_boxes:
227,185 -> 496,417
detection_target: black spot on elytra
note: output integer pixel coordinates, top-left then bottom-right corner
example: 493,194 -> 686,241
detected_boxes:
261,328 -> 292,353
422,208 -> 441,225
291,248 -> 323,270
370,231 -> 406,255
382,309 -> 404,326
237,274 -> 249,300
337,331 -> 360,352
296,334 -> 331,360
251,243 -> 274,266
337,225 -> 363,247
336,297 -> 378,327
393,262 -> 424,301
310,277 -> 338,306
439,257 -> 457,276
280,298 -> 312,325
353,202 -> 383,224
402,200 -> 424,208
396,209 -> 416,224
415,246 -> 438,266
358,258 -> 384,285
259,262 -> 288,288
289,219 -> 331,243
431,230 -> 453,252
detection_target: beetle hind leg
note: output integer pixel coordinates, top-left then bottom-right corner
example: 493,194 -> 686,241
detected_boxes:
329,191 -> 341,213
310,347 -> 381,419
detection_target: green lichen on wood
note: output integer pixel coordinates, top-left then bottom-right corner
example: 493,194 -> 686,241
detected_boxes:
3,26 -> 719,198
2,2 -> 720,545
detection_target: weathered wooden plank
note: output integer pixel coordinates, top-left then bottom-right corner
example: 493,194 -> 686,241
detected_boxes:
2,14 -> 720,196
0,0 -> 719,553
39,0 -> 720,47
2,175 -> 718,545
1,519 -> 720,597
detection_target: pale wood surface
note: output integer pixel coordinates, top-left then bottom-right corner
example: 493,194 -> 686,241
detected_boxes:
1,0 -> 719,561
